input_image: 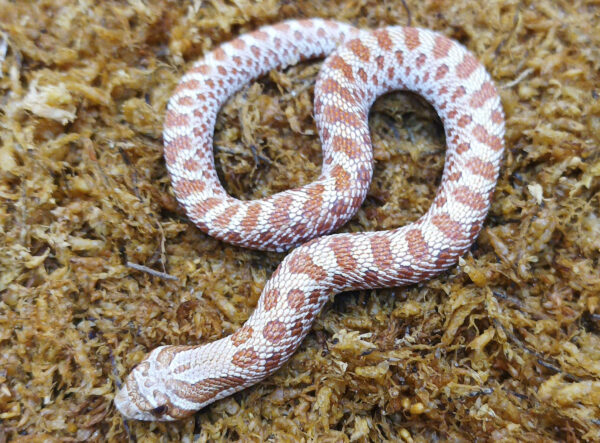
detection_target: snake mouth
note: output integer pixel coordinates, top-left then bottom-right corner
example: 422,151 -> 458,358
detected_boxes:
114,379 -> 194,421
114,382 -> 173,421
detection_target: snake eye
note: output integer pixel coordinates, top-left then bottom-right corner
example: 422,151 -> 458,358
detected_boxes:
150,404 -> 168,416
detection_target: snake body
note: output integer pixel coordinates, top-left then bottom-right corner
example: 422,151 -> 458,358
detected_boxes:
115,19 -> 505,421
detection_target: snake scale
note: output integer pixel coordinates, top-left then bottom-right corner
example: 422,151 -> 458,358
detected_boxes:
114,18 -> 505,421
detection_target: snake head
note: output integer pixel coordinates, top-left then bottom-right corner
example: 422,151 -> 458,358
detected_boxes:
115,344 -> 238,421
114,346 -> 199,421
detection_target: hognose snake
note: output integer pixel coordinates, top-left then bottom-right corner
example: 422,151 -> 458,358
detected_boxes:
114,19 -> 505,421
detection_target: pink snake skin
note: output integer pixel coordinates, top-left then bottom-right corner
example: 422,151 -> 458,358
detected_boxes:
115,19 -> 505,421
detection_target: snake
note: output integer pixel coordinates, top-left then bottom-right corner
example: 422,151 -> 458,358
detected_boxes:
114,18 -> 505,421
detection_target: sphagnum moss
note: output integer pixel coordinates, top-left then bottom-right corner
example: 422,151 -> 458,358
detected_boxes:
0,0 -> 599,440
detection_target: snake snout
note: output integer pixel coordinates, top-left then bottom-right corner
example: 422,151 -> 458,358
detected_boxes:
114,360 -> 175,421
114,382 -> 151,420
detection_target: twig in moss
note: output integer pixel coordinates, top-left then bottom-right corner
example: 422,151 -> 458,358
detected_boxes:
0,31 -> 7,76
537,358 -> 584,383
456,387 -> 494,401
158,223 -> 168,273
493,319 -> 581,382
91,320 -> 134,435
493,290 -> 525,310
502,68 -> 534,89
250,144 -> 273,166
126,261 -> 179,281
122,417 -> 134,442
400,0 -> 412,27
502,387 -> 530,401
119,147 -> 142,201
215,144 -> 270,165
214,145 -> 237,156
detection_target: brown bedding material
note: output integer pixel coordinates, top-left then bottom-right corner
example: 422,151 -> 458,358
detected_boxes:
0,0 -> 599,440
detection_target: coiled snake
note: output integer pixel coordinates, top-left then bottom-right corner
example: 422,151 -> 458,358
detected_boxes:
114,18 -> 505,421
